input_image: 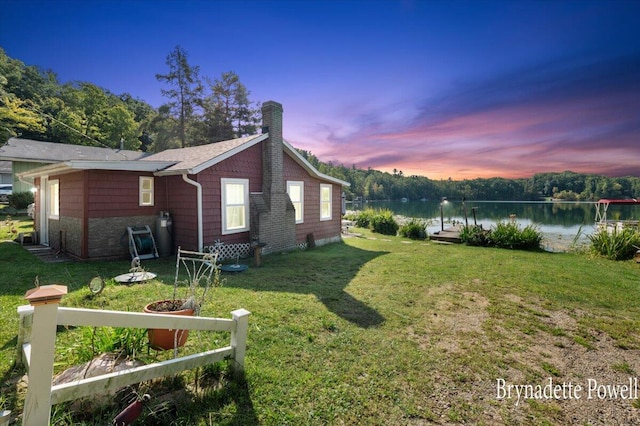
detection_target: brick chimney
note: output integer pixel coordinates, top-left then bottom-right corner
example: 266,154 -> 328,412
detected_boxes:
260,101 -> 285,200
249,101 -> 296,254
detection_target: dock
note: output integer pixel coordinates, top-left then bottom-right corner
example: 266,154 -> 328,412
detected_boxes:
430,226 -> 463,244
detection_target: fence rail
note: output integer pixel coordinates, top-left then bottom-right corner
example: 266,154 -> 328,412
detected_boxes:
16,285 -> 249,425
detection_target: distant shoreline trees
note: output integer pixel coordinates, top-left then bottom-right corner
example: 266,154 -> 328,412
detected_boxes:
297,151 -> 640,202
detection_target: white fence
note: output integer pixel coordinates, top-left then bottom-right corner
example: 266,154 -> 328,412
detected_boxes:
16,285 -> 250,425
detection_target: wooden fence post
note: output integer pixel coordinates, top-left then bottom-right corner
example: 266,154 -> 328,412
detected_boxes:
15,305 -> 33,368
22,285 -> 67,426
230,309 -> 250,372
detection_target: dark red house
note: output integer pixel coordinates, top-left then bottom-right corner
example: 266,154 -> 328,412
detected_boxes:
18,101 -> 349,260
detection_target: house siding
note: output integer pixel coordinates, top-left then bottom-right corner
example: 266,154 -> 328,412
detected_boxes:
164,175 -> 199,252
60,171 -> 85,218
283,155 -> 343,247
47,171 -> 86,257
186,143 -> 263,251
44,170 -> 171,259
87,170 -> 167,218
13,161 -> 46,192
167,135 -> 344,254
83,170 -> 169,258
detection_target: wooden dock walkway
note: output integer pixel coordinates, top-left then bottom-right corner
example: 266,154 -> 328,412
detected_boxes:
430,226 -> 463,244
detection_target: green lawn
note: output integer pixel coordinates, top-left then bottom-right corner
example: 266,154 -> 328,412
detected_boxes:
1,226 -> 640,424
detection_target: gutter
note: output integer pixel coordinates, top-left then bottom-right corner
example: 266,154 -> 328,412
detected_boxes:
18,175 -> 34,187
182,174 -> 203,250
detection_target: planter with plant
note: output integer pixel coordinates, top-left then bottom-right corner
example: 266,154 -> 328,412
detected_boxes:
144,248 -> 223,350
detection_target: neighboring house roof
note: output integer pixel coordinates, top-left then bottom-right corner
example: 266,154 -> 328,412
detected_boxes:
0,161 -> 11,174
0,138 -> 147,163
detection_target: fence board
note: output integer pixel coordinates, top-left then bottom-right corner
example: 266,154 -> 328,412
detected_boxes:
56,307 -> 235,332
50,346 -> 234,405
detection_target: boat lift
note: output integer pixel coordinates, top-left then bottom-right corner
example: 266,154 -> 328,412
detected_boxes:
594,199 -> 640,229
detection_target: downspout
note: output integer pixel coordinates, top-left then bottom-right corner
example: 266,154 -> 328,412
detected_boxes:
182,174 -> 203,251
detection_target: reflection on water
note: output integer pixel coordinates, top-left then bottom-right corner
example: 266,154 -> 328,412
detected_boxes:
348,200 -> 640,238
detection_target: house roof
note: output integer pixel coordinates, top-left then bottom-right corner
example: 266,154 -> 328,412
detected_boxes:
282,139 -> 350,187
18,160 -> 176,180
144,134 -> 269,176
14,134 -> 350,187
145,133 -> 350,186
0,138 -> 147,163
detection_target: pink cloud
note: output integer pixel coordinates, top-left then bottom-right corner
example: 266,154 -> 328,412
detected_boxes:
288,54 -> 640,180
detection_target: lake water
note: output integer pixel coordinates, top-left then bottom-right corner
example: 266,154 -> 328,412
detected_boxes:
347,200 -> 640,250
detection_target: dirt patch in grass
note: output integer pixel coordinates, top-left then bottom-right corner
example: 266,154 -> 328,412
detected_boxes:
408,287 -> 640,424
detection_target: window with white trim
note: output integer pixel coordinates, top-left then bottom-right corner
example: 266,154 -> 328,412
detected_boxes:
222,178 -> 249,234
320,184 -> 332,221
49,179 -> 60,219
139,176 -> 154,206
287,181 -> 304,224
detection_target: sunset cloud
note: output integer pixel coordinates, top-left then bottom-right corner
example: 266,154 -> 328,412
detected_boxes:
297,53 -> 640,179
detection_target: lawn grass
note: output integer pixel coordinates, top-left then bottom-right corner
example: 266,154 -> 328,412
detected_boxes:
0,212 -> 33,241
1,225 -> 640,424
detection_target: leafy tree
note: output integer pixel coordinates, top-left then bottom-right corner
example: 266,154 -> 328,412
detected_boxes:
0,94 -> 46,142
145,104 -> 180,152
101,104 -> 140,150
156,45 -> 204,148
0,49 -> 46,141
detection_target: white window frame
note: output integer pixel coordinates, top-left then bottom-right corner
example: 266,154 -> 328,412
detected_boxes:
320,184 -> 332,221
221,178 -> 250,235
287,181 -> 304,224
48,179 -> 60,220
139,176 -> 154,206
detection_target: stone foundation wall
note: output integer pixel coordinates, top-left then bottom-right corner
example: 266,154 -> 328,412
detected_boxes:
88,215 -> 156,259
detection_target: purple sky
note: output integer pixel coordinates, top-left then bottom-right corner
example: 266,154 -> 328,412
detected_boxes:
2,0 -> 639,180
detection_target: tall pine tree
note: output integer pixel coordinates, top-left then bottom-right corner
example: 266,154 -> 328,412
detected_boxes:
155,45 -> 203,148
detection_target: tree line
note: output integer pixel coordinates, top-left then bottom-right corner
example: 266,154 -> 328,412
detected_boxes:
0,46 -> 259,152
298,151 -> 640,202
1,47 -> 638,201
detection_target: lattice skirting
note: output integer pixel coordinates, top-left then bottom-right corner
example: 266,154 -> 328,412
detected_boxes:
203,243 -> 251,261
204,241 -> 312,261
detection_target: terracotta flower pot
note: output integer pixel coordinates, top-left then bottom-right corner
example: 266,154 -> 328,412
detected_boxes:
143,300 -> 195,350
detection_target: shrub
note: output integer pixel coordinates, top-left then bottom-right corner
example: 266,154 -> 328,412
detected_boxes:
460,222 -> 542,251
342,211 -> 359,221
354,208 -> 376,228
350,208 -> 399,236
459,225 -> 491,247
8,191 -> 34,210
489,222 -> 542,250
370,209 -> 399,236
399,218 -> 428,240
588,227 -> 640,261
